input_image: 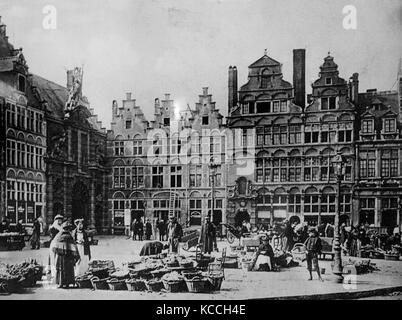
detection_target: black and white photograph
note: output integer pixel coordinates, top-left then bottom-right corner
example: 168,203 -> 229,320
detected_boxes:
0,0 -> 402,307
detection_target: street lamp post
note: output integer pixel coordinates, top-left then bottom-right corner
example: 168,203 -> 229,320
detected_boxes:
332,152 -> 345,283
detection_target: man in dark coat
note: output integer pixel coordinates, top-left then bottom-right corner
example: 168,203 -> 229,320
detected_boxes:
145,219 -> 153,240
158,220 -> 167,241
199,216 -> 216,254
131,219 -> 136,241
167,217 -> 183,253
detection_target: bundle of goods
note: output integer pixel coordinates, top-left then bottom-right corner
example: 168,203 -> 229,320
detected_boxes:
291,244 -> 307,262
166,256 -> 180,268
240,258 -> 254,272
370,248 -> 385,259
88,260 -> 115,273
384,248 -> 400,261
339,259 -> 379,275
161,272 -> 186,293
107,278 -> 127,291
178,259 -> 194,268
126,278 -> 147,291
150,268 -> 171,279
274,252 -> 299,268
0,260 -> 44,293
182,270 -> 202,279
110,270 -> 130,280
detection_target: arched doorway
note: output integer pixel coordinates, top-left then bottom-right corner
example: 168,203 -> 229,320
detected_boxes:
235,209 -> 250,227
72,181 -> 89,223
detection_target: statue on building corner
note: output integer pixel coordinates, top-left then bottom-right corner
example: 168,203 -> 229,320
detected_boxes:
64,67 -> 83,118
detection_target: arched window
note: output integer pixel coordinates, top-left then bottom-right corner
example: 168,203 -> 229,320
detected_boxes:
304,187 -> 319,214
288,188 -> 301,214
255,151 -> 270,183
321,187 -> 336,214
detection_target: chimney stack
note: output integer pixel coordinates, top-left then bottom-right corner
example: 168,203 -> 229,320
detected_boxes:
228,66 -> 238,113
293,49 -> 306,108
349,73 -> 359,105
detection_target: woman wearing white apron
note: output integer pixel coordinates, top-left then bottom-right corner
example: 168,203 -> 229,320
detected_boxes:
72,219 -> 91,277
252,236 -> 275,271
46,215 -> 64,281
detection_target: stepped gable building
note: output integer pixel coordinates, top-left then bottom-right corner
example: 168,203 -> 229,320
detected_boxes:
354,63 -> 402,232
0,18 -> 47,226
226,50 -> 358,228
32,73 -> 108,232
107,88 -> 226,234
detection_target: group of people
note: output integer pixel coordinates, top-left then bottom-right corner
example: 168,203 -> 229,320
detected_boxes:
0,216 -> 42,250
47,214 -> 92,289
130,218 -> 153,241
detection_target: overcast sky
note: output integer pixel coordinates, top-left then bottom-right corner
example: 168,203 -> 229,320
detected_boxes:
1,0 -> 401,128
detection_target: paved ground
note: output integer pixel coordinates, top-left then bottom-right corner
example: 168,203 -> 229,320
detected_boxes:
1,236 -> 402,300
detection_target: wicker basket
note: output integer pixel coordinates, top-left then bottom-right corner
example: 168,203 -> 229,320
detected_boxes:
0,276 -> 20,293
75,276 -> 93,289
146,280 -> 164,292
151,269 -> 171,279
126,279 -> 147,291
182,271 -> 201,279
91,277 -> 110,290
107,279 -> 127,291
384,253 -> 400,261
223,259 -> 238,269
291,244 -> 307,262
163,280 -> 186,293
89,268 -> 110,279
185,277 -> 210,293
207,275 -> 224,291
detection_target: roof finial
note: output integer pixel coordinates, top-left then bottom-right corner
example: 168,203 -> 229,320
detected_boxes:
264,48 -> 268,56
328,51 -> 331,56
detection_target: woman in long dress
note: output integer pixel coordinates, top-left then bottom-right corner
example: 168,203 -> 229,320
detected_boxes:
199,216 -> 216,254
46,215 -> 64,278
72,219 -> 91,277
50,221 -> 80,288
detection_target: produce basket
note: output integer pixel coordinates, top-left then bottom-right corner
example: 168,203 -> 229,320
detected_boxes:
146,280 -> 164,292
126,279 -> 147,291
223,258 -> 238,269
75,275 -> 93,289
291,244 -> 307,262
384,253 -> 400,261
179,261 -> 193,268
163,280 -> 186,293
241,260 -> 254,271
0,276 -> 20,293
182,271 -> 201,279
185,277 -> 210,293
110,270 -> 130,280
107,279 -> 127,291
91,277 -> 110,290
207,274 -> 224,291
89,267 -> 110,279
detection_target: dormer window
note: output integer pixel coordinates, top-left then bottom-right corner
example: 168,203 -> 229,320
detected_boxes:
18,75 -> 26,92
125,120 -> 132,129
243,104 -> 249,114
361,119 -> 374,134
163,118 -> 170,126
321,97 -> 336,110
202,116 -> 209,125
383,118 -> 396,133
260,69 -> 272,88
325,77 -> 332,85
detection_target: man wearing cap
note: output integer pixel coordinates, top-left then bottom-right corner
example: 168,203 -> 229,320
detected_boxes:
304,227 -> 323,281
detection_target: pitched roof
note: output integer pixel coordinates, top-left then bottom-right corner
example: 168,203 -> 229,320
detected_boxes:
249,54 -> 281,68
31,74 -> 68,120
357,91 -> 399,117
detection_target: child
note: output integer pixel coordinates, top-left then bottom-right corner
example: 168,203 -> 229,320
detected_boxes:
304,227 -> 324,281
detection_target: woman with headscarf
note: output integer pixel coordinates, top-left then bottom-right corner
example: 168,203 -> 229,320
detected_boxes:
72,219 -> 91,277
51,221 -> 80,288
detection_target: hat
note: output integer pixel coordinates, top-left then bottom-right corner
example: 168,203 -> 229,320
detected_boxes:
74,218 -> 84,226
54,214 -> 64,221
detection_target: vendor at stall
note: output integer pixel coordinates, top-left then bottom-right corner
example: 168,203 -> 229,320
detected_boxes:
72,218 -> 91,277
15,219 -> 26,234
251,236 -> 275,271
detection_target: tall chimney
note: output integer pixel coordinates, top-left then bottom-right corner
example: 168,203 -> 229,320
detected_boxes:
228,66 -> 238,113
293,49 -> 306,108
349,73 -> 359,105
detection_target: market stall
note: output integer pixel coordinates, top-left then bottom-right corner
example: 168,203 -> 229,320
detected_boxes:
0,232 -> 25,251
